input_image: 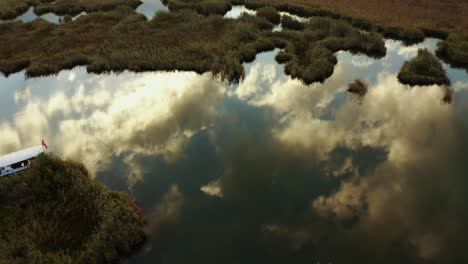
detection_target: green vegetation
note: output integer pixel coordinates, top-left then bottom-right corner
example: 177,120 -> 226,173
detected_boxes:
0,0 -> 142,19
436,34 -> 468,72
163,0 -> 232,15
235,0 -> 428,44
348,79 -> 367,96
33,0 -> 142,16
272,17 -> 386,84
281,15 -> 304,31
347,79 -> 368,103
0,0 -> 33,20
4,0 -> 466,84
376,25 -> 425,45
256,6 -> 280,24
0,8 -> 278,82
0,154 -> 145,264
272,0 -> 468,35
0,6 -> 386,84
398,49 -> 450,86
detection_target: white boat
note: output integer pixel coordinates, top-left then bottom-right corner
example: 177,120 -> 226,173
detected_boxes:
0,140 -> 48,177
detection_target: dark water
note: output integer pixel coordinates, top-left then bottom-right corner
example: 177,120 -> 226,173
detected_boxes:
1,11 -> 468,263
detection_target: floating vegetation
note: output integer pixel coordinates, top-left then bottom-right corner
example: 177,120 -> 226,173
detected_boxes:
263,0 -> 467,36
347,79 -> 368,103
0,154 -> 146,264
398,49 -> 450,86
441,85 -> 453,104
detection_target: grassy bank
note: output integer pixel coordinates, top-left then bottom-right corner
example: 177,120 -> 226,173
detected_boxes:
397,49 -> 450,86
0,8 -> 279,82
229,0 -> 455,43
163,0 -> 232,15
256,6 -> 280,24
0,7 -> 387,84
0,154 -> 145,264
272,17 -> 386,84
268,0 -> 468,35
436,34 -> 468,72
0,0 -> 33,20
33,0 -> 142,16
0,0 -> 143,19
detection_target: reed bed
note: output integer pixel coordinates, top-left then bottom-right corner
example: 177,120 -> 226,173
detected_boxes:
0,154 -> 145,264
398,49 -> 450,86
0,8 -> 278,82
163,0 -> 232,15
4,0 -> 464,84
272,17 -> 386,84
256,6 -> 280,24
347,79 -> 368,103
0,0 -> 142,18
0,0 -> 32,20
0,5 -> 391,84
33,0 -> 142,16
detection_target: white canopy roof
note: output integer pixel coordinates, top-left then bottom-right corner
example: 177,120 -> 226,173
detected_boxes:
0,145 -> 44,167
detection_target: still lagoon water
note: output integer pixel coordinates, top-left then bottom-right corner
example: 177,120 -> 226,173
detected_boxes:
1,6 -> 468,263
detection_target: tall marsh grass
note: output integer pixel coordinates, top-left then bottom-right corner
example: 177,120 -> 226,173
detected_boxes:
0,154 -> 145,264
436,34 -> 468,71
398,49 -> 450,86
273,17 -> 385,84
0,0 -> 32,20
256,6 -> 280,24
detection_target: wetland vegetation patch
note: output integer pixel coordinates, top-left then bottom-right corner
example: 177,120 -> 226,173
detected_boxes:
436,34 -> 468,72
0,154 -> 145,264
1,0 -> 466,84
0,0 -> 33,20
0,0 -> 142,19
272,17 -> 386,84
0,5 -> 387,84
398,49 -> 450,86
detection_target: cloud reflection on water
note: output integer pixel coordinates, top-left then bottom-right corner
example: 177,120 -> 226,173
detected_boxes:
0,38 -> 467,263
0,70 -> 224,185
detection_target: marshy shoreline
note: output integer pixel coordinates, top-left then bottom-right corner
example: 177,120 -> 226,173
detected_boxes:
0,154 -> 146,264
0,0 -> 466,86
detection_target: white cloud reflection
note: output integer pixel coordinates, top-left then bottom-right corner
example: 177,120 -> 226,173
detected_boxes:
1,69 -> 225,182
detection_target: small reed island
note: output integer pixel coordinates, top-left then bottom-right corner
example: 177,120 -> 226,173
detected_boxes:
0,154 -> 145,264
398,49 -> 450,86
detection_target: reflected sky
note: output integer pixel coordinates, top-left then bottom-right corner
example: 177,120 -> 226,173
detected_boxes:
136,0 -> 169,20
16,7 -> 60,23
0,37 -> 468,263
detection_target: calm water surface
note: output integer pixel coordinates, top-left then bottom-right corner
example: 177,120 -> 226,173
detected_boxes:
1,19 -> 468,264
137,0 -> 169,19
